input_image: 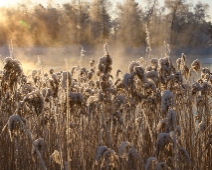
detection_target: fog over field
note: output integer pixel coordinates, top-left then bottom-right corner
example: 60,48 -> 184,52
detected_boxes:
0,45 -> 211,74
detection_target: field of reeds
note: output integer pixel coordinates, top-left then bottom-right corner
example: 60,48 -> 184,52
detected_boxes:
0,43 -> 212,170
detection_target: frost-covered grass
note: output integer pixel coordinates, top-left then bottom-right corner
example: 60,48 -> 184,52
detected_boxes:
0,44 -> 212,170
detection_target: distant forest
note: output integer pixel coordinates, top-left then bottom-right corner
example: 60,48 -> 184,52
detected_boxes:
0,0 -> 212,49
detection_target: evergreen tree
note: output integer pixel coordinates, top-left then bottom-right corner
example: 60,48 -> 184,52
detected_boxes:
116,0 -> 145,47
89,0 -> 111,44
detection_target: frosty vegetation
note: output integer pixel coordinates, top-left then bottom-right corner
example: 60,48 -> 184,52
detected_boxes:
0,42 -> 212,170
0,0 -> 212,169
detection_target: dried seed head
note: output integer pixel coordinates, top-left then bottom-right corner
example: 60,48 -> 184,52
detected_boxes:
119,141 -> 131,157
191,59 -> 200,73
69,92 -> 83,107
128,61 -> 139,73
145,157 -> 158,170
161,90 -> 174,114
32,138 -> 44,154
176,58 -> 181,70
178,148 -> 191,164
155,162 -> 167,170
155,133 -> 172,158
50,150 -> 61,165
8,114 -> 23,141
98,55 -> 113,75
134,66 -> 146,82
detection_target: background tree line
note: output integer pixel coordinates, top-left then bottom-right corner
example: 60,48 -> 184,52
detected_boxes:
0,0 -> 211,50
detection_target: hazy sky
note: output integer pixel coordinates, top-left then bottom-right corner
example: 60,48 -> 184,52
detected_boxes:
1,0 -> 212,20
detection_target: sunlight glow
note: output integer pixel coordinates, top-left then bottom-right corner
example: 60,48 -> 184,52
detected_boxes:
0,0 -> 47,7
0,1 -> 6,7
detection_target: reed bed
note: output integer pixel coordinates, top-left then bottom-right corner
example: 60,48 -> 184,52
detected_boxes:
0,44 -> 211,170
